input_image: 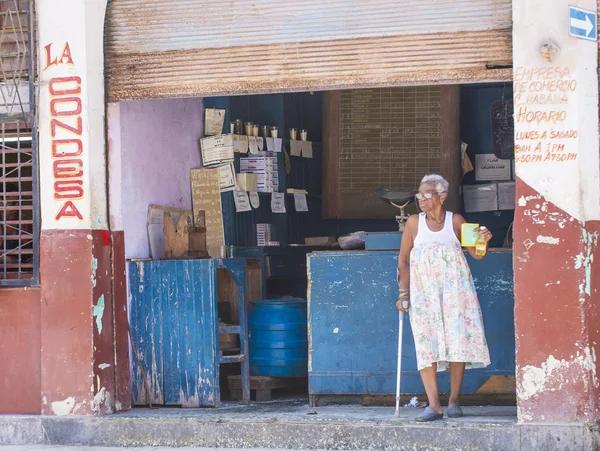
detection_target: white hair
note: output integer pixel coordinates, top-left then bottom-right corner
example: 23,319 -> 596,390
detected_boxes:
421,174 -> 449,194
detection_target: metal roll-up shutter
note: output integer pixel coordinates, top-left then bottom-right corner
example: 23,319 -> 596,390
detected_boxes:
104,0 -> 512,102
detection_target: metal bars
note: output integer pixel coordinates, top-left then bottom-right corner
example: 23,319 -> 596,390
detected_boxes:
0,0 -> 37,285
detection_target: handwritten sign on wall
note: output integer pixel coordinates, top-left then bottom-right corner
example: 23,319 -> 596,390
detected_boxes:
190,168 -> 224,257
324,87 -> 453,219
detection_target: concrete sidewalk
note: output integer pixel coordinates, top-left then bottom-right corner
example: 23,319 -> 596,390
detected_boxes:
2,448 -> 284,451
0,448 -> 286,451
0,401 -> 597,450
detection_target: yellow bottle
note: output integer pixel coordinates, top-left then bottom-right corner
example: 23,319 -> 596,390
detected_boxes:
475,226 -> 487,257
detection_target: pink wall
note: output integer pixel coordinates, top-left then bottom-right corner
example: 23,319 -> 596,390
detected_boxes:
0,288 -> 41,414
109,98 -> 203,259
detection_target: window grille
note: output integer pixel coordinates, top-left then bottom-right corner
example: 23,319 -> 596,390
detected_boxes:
0,0 -> 37,285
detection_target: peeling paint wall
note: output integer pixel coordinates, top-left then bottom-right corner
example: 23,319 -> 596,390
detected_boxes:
0,288 -> 41,414
513,185 -> 600,423
512,0 -> 600,424
36,0 -> 118,416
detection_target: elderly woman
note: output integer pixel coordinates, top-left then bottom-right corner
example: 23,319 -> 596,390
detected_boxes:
396,174 -> 492,422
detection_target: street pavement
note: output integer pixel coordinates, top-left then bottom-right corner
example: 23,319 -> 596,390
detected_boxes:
2,447 -> 300,451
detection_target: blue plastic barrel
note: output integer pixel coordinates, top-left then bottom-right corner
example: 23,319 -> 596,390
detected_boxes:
248,298 -> 308,377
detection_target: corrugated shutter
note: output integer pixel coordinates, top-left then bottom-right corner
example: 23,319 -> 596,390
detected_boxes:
105,0 -> 512,102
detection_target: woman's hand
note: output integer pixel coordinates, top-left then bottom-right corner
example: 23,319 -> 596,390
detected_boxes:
396,294 -> 410,312
475,226 -> 493,243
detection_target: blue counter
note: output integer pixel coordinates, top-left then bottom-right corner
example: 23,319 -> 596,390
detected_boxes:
307,250 -> 514,396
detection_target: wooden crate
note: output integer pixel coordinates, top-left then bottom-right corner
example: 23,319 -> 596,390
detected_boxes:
228,375 -> 306,402
163,210 -> 209,259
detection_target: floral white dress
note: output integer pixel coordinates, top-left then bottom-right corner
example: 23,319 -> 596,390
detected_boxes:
409,212 -> 490,372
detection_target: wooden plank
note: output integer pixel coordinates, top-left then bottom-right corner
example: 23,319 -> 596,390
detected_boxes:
220,354 -> 245,364
218,325 -> 241,334
190,168 -> 225,258
245,260 -> 263,304
441,85 -> 461,214
229,375 -> 306,402
147,205 -> 191,259
163,211 -> 209,260
188,211 -> 207,253
179,260 -> 202,407
217,269 -> 238,324
141,261 -> 164,405
322,90 -> 340,219
218,260 -> 263,325
129,262 -> 146,406
194,260 -> 220,406
311,393 -> 516,407
228,375 -> 306,390
162,260 -> 183,405
475,375 -> 516,394
163,212 -> 189,259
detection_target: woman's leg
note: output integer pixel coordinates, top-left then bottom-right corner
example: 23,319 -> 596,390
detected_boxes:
449,362 -> 465,406
419,363 -> 442,413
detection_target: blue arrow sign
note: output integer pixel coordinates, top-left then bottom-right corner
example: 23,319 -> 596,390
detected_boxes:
569,6 -> 597,41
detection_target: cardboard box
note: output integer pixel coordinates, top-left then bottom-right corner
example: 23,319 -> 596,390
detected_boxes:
461,223 -> 480,247
236,173 -> 258,192
305,236 -> 337,246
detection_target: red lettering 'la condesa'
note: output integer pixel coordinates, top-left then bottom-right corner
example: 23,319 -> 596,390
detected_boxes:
45,42 -> 84,222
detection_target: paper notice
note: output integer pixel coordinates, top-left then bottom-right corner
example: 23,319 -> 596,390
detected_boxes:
233,134 -> 249,153
233,190 -> 251,212
498,181 -> 516,210
200,134 -> 234,166
257,137 -> 264,151
294,194 -> 308,212
249,192 -> 260,209
266,137 -> 275,152
271,192 -> 286,213
274,138 -> 283,153
239,135 -> 249,154
301,141 -> 313,158
290,140 -> 302,157
475,154 -> 511,181
463,184 -> 498,213
204,108 -> 226,136
217,162 -> 236,192
248,136 -> 259,154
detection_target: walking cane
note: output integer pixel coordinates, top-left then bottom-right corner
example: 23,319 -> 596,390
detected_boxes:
394,303 -> 408,417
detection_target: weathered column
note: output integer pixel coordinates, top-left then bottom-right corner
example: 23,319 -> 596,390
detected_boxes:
37,0 -> 130,415
513,0 -> 600,426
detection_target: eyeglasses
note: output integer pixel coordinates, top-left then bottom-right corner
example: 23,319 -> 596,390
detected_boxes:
415,192 -> 438,200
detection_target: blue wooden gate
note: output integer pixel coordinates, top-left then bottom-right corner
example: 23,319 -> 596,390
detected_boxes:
128,259 -> 220,407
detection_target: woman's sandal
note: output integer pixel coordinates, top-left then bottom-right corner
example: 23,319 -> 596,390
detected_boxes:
415,406 -> 444,422
446,405 -> 463,418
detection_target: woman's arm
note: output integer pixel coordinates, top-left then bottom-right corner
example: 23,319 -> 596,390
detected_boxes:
396,214 -> 418,311
452,213 -> 492,260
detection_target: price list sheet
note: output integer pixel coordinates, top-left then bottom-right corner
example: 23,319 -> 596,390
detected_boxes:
328,86 -> 444,218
